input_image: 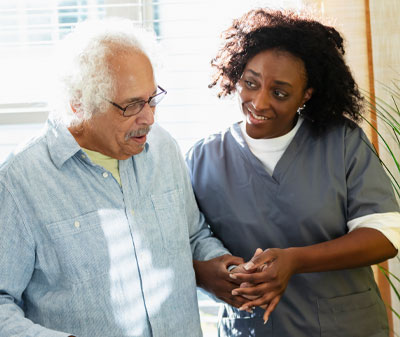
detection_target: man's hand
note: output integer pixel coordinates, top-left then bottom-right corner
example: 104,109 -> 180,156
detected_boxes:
193,254 -> 250,308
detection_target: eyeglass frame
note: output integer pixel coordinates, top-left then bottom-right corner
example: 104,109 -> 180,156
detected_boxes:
104,85 -> 167,117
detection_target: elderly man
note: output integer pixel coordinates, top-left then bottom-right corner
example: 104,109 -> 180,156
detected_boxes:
0,19 -> 244,337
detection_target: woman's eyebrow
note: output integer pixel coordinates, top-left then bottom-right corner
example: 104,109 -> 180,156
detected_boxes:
244,69 -> 261,77
274,80 -> 292,87
245,69 -> 292,87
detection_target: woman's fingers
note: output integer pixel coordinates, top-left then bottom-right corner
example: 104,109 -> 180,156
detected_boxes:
244,248 -> 277,271
242,294 -> 259,300
263,296 -> 280,323
229,268 -> 275,284
232,282 -> 274,299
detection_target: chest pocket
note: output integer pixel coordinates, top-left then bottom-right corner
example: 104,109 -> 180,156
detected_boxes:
45,211 -> 110,283
318,288 -> 388,337
150,188 -> 189,254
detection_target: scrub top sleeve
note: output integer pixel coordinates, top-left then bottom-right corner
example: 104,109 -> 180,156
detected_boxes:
344,125 -> 399,221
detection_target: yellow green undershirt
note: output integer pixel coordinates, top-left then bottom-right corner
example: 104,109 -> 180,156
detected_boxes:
82,148 -> 121,185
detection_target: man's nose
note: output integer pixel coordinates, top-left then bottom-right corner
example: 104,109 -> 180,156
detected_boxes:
136,103 -> 155,125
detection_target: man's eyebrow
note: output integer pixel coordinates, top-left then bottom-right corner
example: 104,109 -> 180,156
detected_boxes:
123,87 -> 158,104
124,97 -> 142,104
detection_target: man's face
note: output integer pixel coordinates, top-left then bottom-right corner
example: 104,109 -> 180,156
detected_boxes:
77,50 -> 156,160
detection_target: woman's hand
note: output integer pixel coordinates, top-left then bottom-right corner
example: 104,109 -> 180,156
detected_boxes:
229,248 -> 263,301
229,248 -> 297,323
229,228 -> 398,323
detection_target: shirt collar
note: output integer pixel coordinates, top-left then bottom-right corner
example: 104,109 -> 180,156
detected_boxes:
46,119 -> 82,169
46,118 -> 151,169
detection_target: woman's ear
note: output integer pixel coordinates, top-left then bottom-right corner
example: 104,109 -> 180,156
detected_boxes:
302,87 -> 314,105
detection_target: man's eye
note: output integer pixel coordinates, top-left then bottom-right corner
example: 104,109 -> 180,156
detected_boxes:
125,101 -> 144,114
129,101 -> 144,109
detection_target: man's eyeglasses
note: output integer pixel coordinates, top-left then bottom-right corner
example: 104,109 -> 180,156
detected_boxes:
105,85 -> 167,117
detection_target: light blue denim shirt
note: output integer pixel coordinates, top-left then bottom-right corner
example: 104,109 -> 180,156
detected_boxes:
0,119 -> 229,337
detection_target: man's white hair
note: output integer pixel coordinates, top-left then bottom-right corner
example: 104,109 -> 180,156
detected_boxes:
50,18 -> 157,126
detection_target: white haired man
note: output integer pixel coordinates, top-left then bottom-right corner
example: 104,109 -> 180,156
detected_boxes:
0,19 -> 245,337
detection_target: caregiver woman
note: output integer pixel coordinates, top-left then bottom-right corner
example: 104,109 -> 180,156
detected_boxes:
187,8 -> 400,337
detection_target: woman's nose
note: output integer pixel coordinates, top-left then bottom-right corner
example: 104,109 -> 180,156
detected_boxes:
252,90 -> 270,111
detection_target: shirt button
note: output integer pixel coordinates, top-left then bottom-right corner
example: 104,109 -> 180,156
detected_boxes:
131,210 -> 135,215
74,221 -> 80,228
81,154 -> 86,159
102,172 -> 109,178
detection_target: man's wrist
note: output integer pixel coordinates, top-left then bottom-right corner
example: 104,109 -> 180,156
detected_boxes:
227,264 -> 238,272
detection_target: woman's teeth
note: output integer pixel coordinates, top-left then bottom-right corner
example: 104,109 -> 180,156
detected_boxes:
250,110 -> 268,120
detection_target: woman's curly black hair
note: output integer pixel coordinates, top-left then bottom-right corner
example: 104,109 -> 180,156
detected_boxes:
209,8 -> 364,131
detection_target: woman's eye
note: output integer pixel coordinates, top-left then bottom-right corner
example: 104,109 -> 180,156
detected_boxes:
245,80 -> 256,89
274,90 -> 287,98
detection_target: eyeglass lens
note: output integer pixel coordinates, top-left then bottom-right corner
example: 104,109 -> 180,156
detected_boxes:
124,90 -> 166,117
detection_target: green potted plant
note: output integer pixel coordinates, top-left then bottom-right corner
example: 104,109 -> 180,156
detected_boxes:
362,81 -> 399,198
363,80 -> 400,333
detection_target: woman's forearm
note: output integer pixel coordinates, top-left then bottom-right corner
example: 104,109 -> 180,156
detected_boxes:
289,227 -> 397,274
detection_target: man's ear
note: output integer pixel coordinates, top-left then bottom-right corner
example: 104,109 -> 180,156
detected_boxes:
70,90 -> 83,116
70,99 -> 82,117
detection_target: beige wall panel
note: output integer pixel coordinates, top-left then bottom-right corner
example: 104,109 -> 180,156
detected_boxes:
306,0 -> 373,136
370,0 -> 400,178
320,0 -> 370,94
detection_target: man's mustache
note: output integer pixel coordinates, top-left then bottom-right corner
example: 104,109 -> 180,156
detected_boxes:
125,126 -> 152,140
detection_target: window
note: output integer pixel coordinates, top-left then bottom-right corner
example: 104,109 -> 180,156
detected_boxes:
0,1 -> 300,335
0,0 -> 301,158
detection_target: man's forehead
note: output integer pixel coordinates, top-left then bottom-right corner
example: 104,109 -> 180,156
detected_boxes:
109,49 -> 156,99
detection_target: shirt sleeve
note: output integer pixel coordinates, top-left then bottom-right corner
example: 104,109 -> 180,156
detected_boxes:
345,125 -> 399,219
0,183 -> 72,337
348,212 -> 400,250
173,141 -> 230,261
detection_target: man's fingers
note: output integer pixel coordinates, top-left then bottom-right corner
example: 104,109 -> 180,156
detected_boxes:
239,282 -> 252,288
223,254 -> 245,268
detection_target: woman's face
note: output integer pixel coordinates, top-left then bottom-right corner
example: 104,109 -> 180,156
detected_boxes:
237,49 -> 313,139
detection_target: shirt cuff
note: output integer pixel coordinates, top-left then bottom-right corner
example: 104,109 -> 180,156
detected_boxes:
227,265 -> 238,272
348,212 -> 400,250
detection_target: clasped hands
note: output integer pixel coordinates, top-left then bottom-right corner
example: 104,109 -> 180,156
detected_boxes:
193,247 -> 296,323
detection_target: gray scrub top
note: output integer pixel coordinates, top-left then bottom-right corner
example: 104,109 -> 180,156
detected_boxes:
186,119 -> 399,337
